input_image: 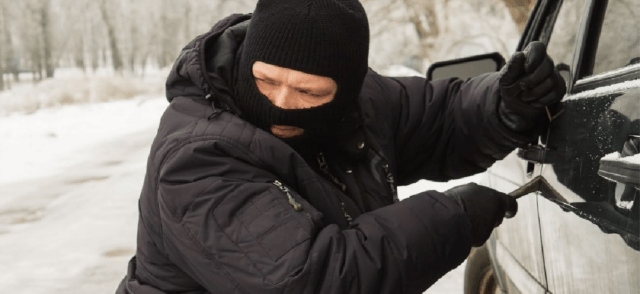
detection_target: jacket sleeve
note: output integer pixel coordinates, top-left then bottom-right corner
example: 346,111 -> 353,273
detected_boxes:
363,71 -> 538,185
157,139 -> 473,294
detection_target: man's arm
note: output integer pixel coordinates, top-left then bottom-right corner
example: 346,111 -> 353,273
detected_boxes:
157,140 -> 472,294
362,71 -> 533,185
365,43 -> 564,185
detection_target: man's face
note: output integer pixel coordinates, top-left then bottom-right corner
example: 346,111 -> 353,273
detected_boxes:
252,61 -> 337,138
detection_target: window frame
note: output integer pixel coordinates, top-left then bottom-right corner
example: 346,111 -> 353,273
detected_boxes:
518,0 -> 640,94
517,0 -> 588,93
572,0 -> 640,92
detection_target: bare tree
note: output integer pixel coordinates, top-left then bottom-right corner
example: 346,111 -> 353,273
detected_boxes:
501,0 -> 535,33
0,0 -> 266,85
401,0 -> 440,62
362,0 -> 441,70
98,0 -> 123,72
89,8 -> 102,72
40,0 -> 54,78
3,1 -> 18,84
57,0 -> 89,73
0,0 -> 6,90
18,0 -> 41,81
11,0 -> 56,81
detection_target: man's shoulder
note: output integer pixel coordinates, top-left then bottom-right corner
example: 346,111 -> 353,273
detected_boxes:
152,96 -> 293,171
360,69 -> 411,104
358,69 -> 405,124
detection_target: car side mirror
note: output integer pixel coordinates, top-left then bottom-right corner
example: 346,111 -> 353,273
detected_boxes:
426,52 -> 506,81
598,136 -> 640,188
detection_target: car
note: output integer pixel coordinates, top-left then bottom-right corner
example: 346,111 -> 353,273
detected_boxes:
428,0 -> 640,293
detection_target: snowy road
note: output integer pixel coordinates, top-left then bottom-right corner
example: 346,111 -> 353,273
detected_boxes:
0,129 -> 151,293
0,97 -> 469,293
0,97 -> 165,293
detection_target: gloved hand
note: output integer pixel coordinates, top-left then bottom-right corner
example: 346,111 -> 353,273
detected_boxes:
498,41 -> 566,132
444,183 -> 518,247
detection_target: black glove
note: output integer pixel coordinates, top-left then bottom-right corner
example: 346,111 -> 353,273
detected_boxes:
499,41 -> 566,132
444,183 -> 518,247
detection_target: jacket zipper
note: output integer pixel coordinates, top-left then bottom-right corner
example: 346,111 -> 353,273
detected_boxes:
273,180 -> 315,229
382,163 -> 399,202
317,152 -> 353,224
317,153 -> 347,192
341,203 -> 354,223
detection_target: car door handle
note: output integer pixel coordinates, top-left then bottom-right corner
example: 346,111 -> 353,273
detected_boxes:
517,145 -> 559,164
597,135 -> 640,188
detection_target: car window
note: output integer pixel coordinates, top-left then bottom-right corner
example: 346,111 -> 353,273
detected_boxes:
545,0 -> 588,84
592,0 -> 640,75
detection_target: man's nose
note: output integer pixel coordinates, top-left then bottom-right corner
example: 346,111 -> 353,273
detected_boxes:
270,87 -> 296,109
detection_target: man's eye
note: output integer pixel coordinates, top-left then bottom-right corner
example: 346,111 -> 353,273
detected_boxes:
256,78 -> 275,85
299,90 -> 322,97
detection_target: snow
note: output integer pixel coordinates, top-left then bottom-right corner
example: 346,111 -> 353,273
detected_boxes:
578,63 -> 640,84
0,98 -> 168,186
398,174 -> 484,198
601,151 -> 640,164
0,68 -> 169,293
602,151 -> 621,160
564,79 -> 640,101
0,68 -> 480,293
0,68 -> 167,115
620,153 -> 640,164
0,95 -> 168,293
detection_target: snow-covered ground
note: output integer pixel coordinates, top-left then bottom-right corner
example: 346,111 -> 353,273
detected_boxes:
0,94 -> 168,293
0,71 -> 481,293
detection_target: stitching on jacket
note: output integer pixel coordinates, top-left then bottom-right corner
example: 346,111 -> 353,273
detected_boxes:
159,134 -> 268,191
202,183 -> 270,284
236,195 -> 265,226
182,176 -> 243,223
229,213 -> 273,280
233,118 -> 248,145
228,188 -> 305,281
254,212 -> 293,242
268,228 -> 309,268
218,112 -> 232,139
207,189 -> 296,286
247,125 -> 257,151
236,192 -> 281,228
177,217 -> 252,294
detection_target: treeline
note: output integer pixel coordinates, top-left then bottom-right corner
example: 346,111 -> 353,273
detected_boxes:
0,0 -> 254,91
361,0 -> 534,72
0,0 -> 534,92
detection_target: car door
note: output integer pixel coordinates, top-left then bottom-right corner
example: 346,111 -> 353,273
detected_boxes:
536,0 -> 640,293
482,0 -> 579,292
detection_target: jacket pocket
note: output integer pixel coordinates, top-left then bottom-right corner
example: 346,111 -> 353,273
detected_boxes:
211,182 -> 321,284
234,188 -> 311,262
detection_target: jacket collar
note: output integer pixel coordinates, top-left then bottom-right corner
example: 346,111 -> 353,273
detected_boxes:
165,13 -> 251,114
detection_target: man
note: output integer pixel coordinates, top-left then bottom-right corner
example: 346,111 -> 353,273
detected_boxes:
117,0 -> 565,293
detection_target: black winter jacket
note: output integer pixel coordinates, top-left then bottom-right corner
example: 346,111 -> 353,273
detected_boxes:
117,14 -> 535,294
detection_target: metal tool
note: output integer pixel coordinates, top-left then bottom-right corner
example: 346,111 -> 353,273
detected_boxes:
504,175 -> 566,218
504,176 -> 543,218
508,175 -> 544,199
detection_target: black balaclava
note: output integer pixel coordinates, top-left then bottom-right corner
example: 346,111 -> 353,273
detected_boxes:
234,0 -> 370,151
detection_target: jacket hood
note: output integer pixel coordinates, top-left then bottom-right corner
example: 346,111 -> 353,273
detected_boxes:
165,14 -> 251,113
